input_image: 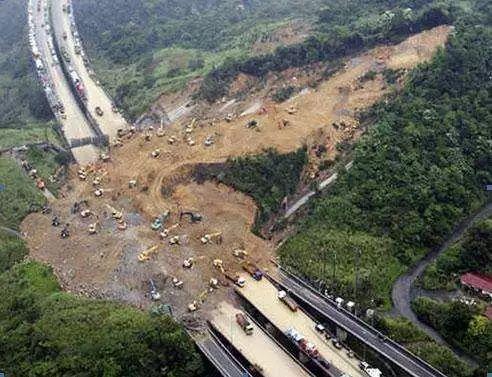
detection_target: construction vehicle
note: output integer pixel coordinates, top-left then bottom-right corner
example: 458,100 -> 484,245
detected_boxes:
278,290 -> 298,311
232,249 -> 248,258
106,204 -> 123,220
188,301 -> 198,312
167,135 -> 178,144
151,149 -> 161,158
100,153 -> 110,162
88,222 -> 98,234
156,127 -> 165,137
209,278 -> 219,289
179,211 -> 202,223
169,235 -> 180,245
213,259 -> 224,273
149,279 -> 161,301
246,119 -> 258,129
60,224 -> 70,239
52,216 -> 60,227
159,223 -> 179,239
242,262 -> 263,280
151,210 -> 170,230
138,245 -> 158,262
117,220 -> 127,230
80,209 -> 91,218
204,135 -> 214,146
95,106 -> 104,116
285,328 -> 321,359
286,105 -> 297,115
200,232 -> 222,244
183,258 -> 193,268
225,272 -> 246,287
128,179 -> 137,188
94,188 -> 103,197
172,277 -> 184,288
236,312 -> 254,335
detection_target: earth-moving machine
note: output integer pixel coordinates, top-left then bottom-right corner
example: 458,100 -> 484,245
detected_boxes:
149,279 -> 161,301
138,245 -> 158,262
60,224 -> 70,239
151,210 -> 170,230
201,232 -> 222,244
179,211 -> 203,223
225,272 -> 246,287
236,312 -> 254,335
232,248 -> 248,258
242,262 -> 263,280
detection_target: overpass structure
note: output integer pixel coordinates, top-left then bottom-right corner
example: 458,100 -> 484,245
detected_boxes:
272,268 -> 448,377
195,330 -> 252,377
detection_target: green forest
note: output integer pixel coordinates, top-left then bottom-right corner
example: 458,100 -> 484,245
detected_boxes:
277,21 -> 491,372
421,216 -> 492,290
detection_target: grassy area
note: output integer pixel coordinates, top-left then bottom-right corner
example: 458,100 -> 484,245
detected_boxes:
281,228 -> 407,309
377,316 -> 474,377
0,157 -> 44,229
0,123 -> 61,149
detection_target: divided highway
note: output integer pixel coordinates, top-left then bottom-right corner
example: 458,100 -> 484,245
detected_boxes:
29,0 -> 98,163
274,268 -> 447,377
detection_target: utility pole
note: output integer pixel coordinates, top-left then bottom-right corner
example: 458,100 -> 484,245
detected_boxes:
354,247 -> 361,315
332,250 -> 337,286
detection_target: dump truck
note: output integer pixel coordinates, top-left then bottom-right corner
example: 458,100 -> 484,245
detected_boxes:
242,262 -> 263,280
236,313 -> 254,335
224,272 -> 246,287
278,290 -> 298,311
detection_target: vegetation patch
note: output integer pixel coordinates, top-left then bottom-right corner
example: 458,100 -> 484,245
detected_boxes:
280,26 -> 492,309
376,316 -> 474,377
0,261 -> 204,376
412,297 -> 492,371
194,148 -> 307,234
421,217 -> 492,290
0,157 -> 44,229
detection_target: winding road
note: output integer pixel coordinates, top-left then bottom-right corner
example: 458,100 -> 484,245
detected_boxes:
391,201 -> 492,363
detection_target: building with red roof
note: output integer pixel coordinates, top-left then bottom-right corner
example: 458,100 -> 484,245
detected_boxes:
460,272 -> 492,299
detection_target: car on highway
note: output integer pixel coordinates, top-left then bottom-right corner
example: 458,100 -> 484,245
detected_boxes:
95,106 -> 104,116
331,338 -> 343,349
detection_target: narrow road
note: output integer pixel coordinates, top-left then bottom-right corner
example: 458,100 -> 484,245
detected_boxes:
284,161 -> 352,218
391,202 -> 492,363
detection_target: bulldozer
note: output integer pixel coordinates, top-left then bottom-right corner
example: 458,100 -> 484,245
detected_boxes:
233,249 -> 248,258
201,232 -> 222,245
106,204 -> 123,220
179,211 -> 203,223
138,245 -> 159,262
149,279 -> 161,301
151,210 -> 170,230
183,257 -> 194,268
213,259 -> 225,273
88,222 -> 98,235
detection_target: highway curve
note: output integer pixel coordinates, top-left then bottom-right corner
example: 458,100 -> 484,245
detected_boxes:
391,202 -> 492,362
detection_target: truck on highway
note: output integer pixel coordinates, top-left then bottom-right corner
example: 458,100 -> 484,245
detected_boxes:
242,262 -> 263,280
278,290 -> 298,311
235,312 -> 254,335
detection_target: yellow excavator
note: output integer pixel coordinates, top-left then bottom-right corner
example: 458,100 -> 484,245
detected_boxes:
138,245 -> 159,262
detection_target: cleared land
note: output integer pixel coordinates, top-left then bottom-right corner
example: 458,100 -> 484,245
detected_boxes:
22,26 -> 450,319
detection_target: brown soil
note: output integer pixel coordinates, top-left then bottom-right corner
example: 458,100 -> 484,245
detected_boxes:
22,26 -> 451,321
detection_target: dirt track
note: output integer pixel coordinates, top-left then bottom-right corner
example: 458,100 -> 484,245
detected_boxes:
22,26 -> 451,319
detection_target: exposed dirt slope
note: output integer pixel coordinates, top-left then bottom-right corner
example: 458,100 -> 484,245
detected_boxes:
22,26 -> 451,319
